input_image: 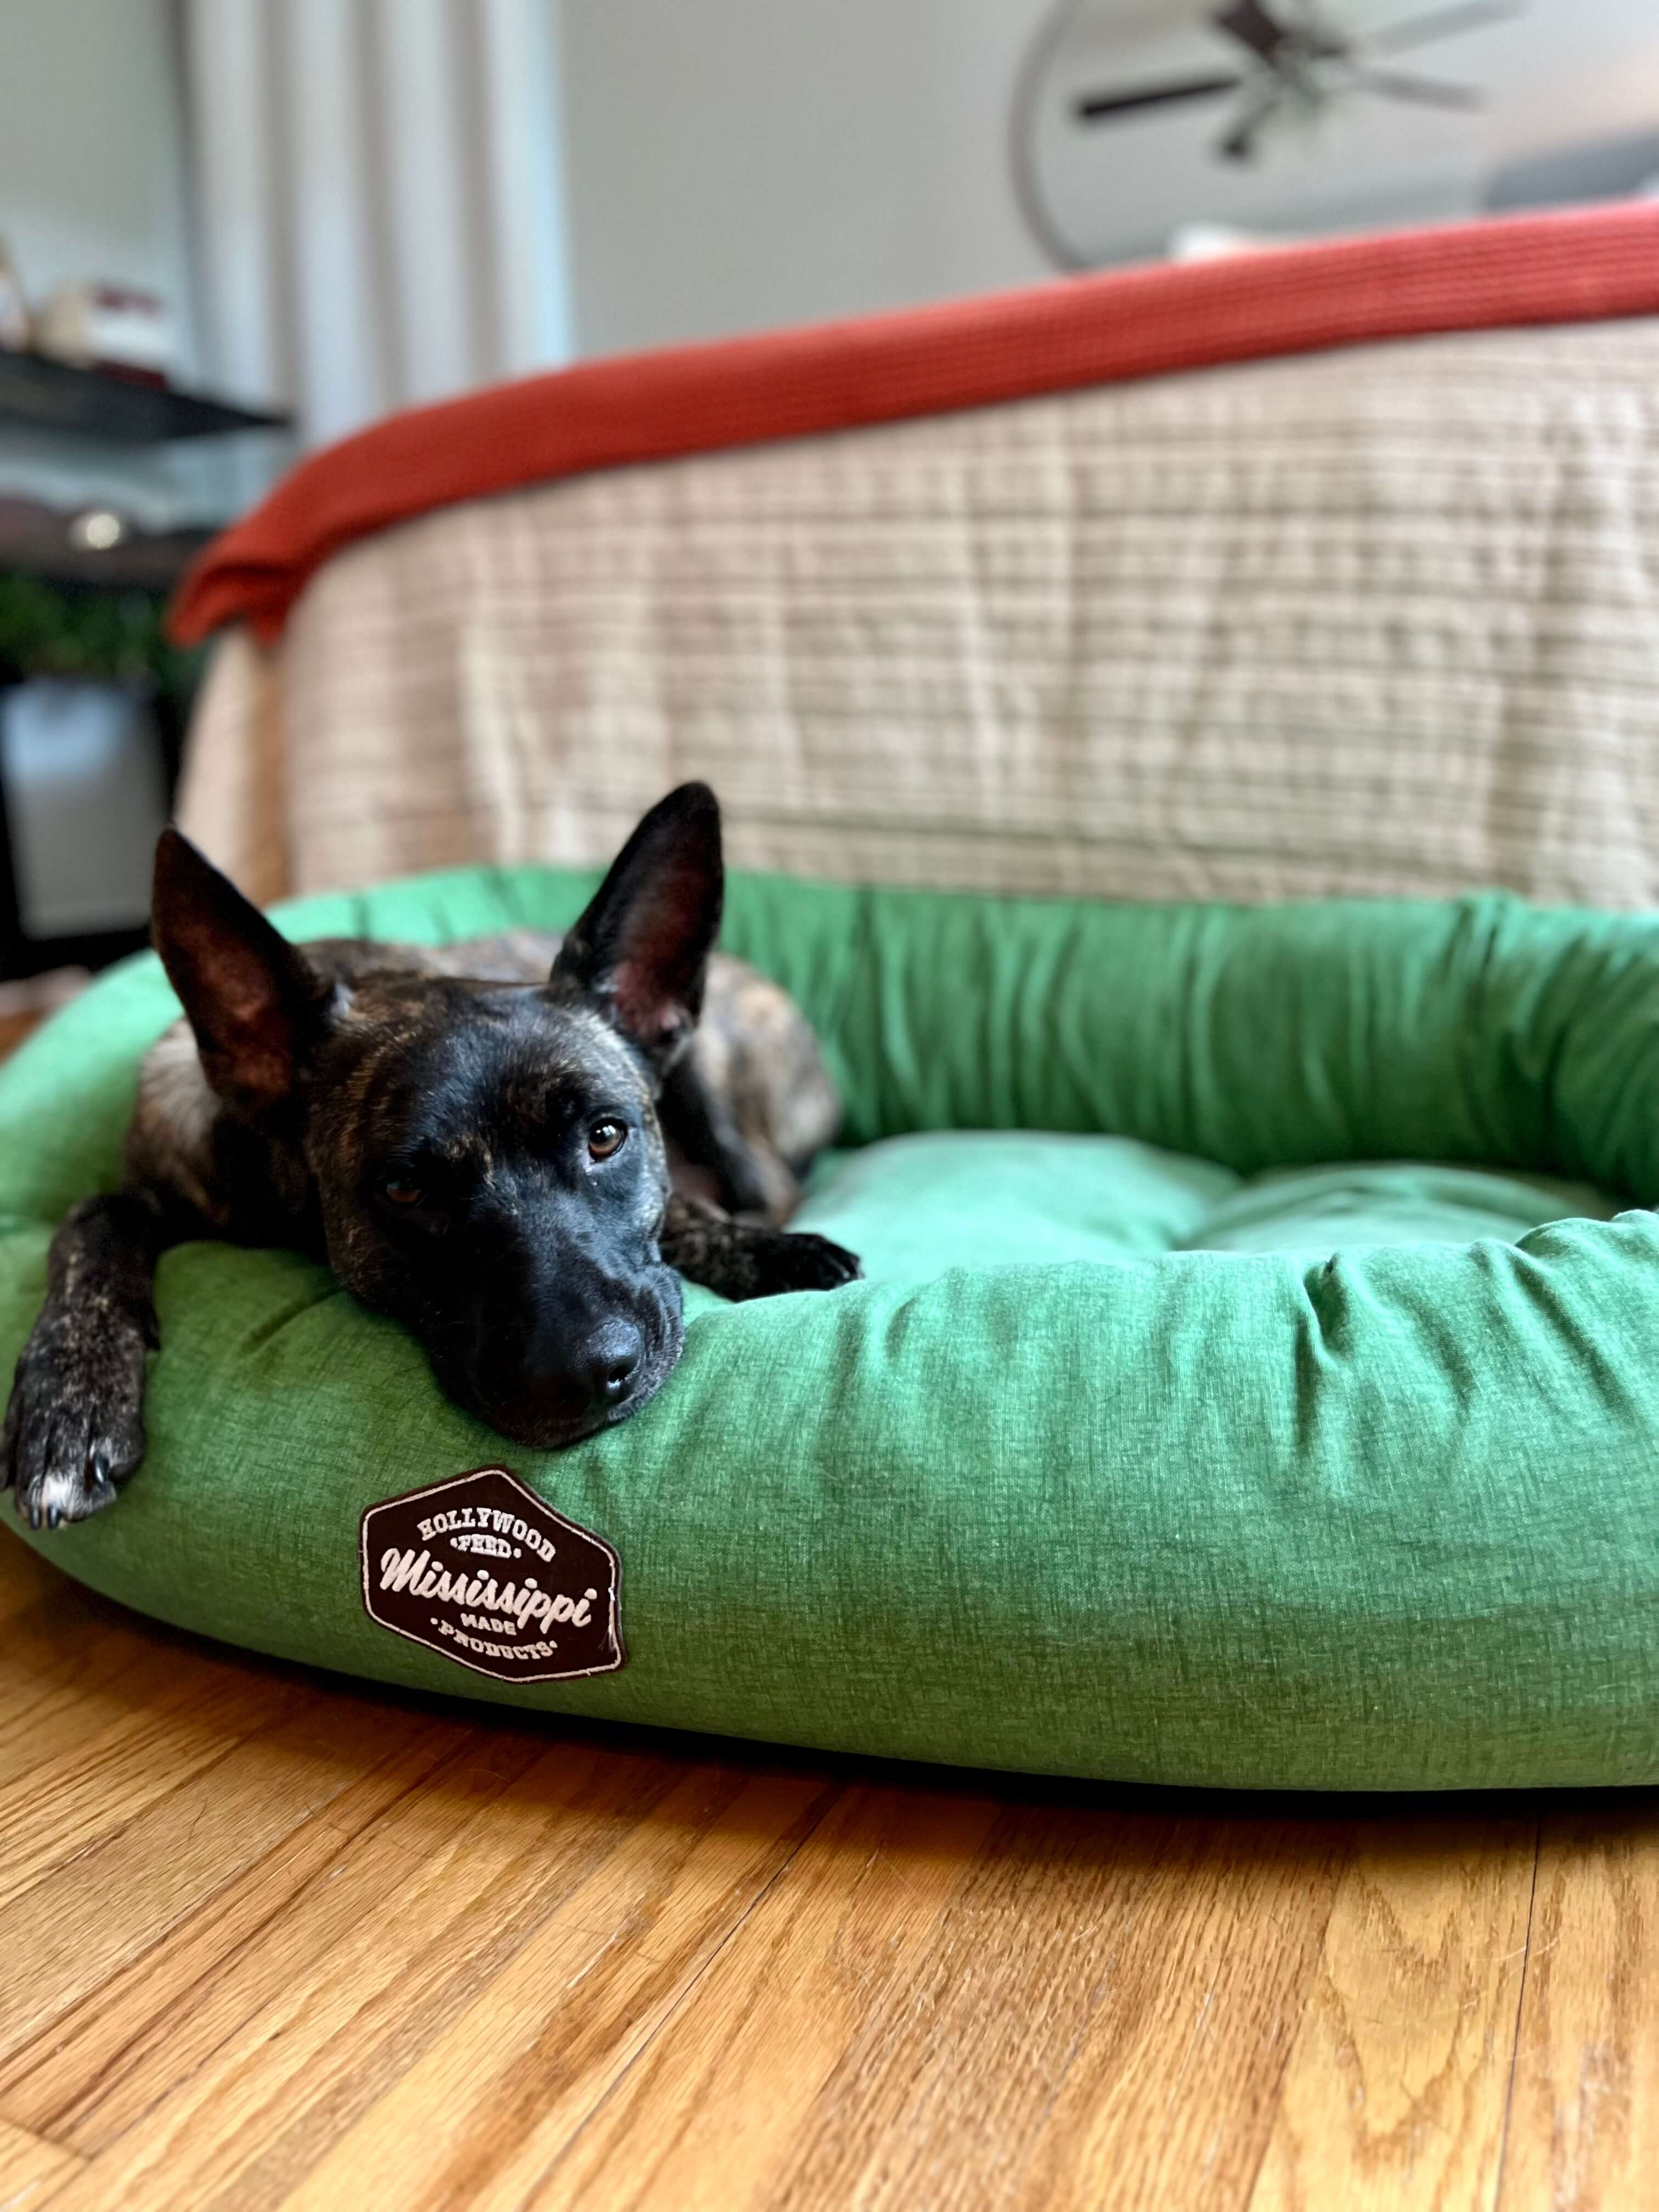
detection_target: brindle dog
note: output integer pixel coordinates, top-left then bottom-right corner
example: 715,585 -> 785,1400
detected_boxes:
3,783 -> 860,1527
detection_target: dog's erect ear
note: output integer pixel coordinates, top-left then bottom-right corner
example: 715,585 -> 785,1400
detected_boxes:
150,828 -> 330,1116
550,783 -> 724,1069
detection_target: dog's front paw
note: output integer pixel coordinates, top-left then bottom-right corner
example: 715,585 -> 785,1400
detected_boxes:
3,1304 -> 150,1528
748,1230 -> 862,1296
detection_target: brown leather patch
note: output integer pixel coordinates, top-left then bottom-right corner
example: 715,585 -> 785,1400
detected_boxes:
360,1466 -> 625,1684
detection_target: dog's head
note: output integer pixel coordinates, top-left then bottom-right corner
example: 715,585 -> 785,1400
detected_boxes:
150,785 -> 724,1448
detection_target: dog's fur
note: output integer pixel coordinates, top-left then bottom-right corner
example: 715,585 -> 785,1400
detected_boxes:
3,784 -> 860,1527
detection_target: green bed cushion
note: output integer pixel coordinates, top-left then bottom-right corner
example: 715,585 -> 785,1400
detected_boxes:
5,867 -> 1659,1791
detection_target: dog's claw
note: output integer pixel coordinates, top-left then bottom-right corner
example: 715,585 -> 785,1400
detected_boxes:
3,1300 -> 148,1529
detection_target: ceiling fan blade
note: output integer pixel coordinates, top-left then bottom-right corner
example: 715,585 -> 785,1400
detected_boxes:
1215,82 -> 1285,162
1210,0 -> 1296,65
1075,72 -> 1243,123
1365,1 -> 1525,57
1347,65 -> 1483,108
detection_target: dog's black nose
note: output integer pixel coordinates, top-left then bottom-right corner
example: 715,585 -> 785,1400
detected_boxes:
520,1319 -> 644,1421
493,1317 -> 649,1440
580,1319 -> 643,1406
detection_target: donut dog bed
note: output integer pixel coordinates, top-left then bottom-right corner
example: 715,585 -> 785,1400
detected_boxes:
5,864 -> 1659,1790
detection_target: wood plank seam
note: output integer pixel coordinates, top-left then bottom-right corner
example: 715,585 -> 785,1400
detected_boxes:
0,1724 -> 522,2128
0,1729 -> 468,2149
200,1764 -> 846,2211
0,1691 -> 321,1942
1231,1872 -> 1350,2212
15,1747 -> 842,2204
1490,1820 -> 1543,2210
0,1681 -> 325,1928
1243,1818 -> 1541,2212
991,1825 -> 1336,2212
0,2114 -> 83,2211
513,1779 -> 847,2202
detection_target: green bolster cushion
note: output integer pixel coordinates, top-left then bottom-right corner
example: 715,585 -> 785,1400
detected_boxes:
5,867 -> 1659,1791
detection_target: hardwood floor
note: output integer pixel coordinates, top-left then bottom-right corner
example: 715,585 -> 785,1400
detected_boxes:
0,1535 -> 1651,2210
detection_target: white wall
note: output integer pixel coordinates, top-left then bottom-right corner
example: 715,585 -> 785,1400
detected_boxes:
0,0 -> 242,524
8,1 -> 1652,472
0,0 -> 199,370
557,0 -> 1054,358
555,0 -> 1659,359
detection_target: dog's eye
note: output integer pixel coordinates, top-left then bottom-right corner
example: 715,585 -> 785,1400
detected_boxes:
588,1120 -> 627,1161
381,1177 -> 424,1207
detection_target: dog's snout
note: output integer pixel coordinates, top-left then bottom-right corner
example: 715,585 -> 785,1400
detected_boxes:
445,1252 -> 682,1449
510,1315 -> 646,1431
582,1319 -> 643,1405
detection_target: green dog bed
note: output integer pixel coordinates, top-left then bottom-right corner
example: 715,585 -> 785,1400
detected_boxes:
5,866 -> 1659,1791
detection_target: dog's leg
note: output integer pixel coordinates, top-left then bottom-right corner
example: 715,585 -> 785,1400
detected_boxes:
658,1193 -> 860,1300
4,1191 -> 176,1526
658,1054 -> 801,1224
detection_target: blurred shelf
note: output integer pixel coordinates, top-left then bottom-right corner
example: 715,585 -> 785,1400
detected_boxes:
0,350 -> 290,443
0,924 -> 148,987
0,498 -> 212,589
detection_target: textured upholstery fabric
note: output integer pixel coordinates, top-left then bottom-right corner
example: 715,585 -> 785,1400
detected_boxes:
179,313 -> 1659,913
6,865 -> 1659,1790
171,203 -> 1659,648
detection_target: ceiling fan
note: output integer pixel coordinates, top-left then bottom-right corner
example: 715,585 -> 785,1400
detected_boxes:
1074,1 -> 1525,162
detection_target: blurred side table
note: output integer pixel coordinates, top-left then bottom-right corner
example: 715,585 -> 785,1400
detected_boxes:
0,357 -> 290,984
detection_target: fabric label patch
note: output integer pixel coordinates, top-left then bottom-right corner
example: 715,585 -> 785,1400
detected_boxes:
360,1466 -> 625,1684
